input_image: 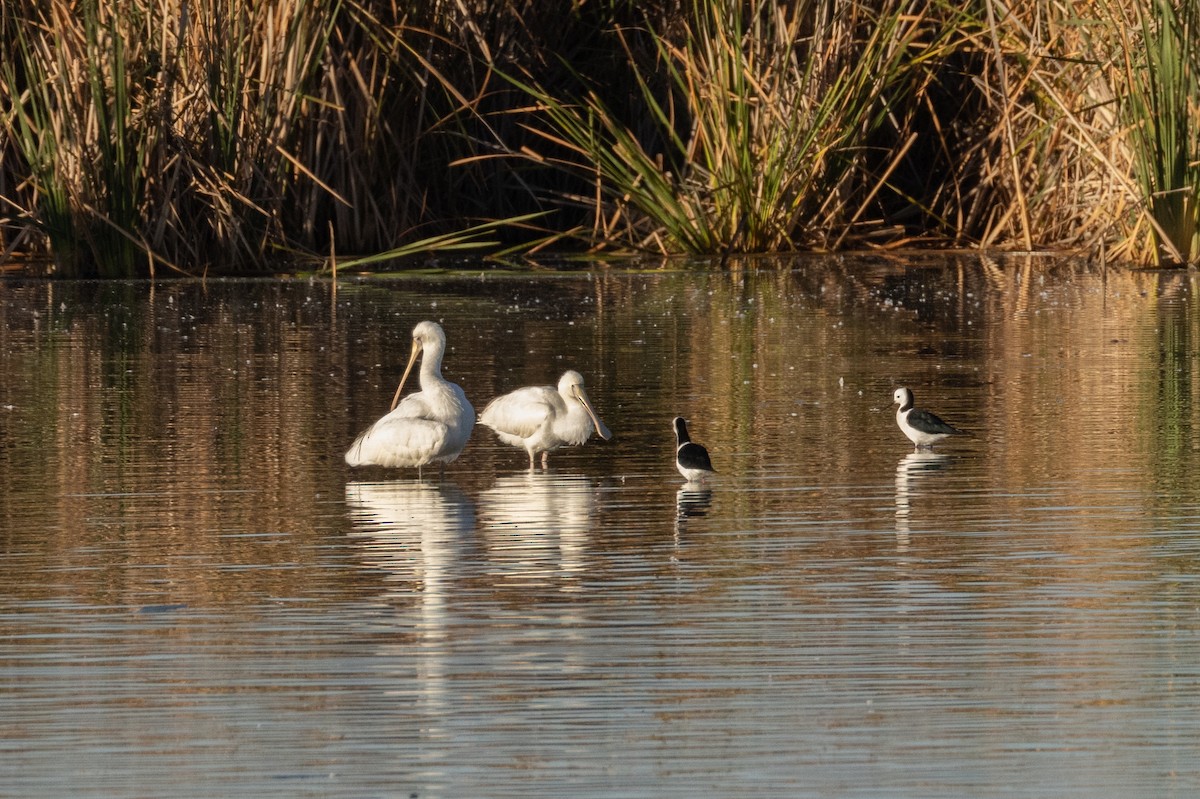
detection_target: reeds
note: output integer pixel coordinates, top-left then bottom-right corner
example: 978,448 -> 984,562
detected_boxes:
511,0 -> 989,254
1117,0 -> 1200,265
1,0 -> 351,275
0,0 -> 540,276
2,0 -> 150,276
0,0 -> 1197,272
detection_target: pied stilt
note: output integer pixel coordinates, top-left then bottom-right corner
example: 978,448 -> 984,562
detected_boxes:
893,387 -> 969,450
674,416 -> 715,482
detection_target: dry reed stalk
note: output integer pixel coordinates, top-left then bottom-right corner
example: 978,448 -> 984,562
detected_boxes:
965,0 -> 1200,264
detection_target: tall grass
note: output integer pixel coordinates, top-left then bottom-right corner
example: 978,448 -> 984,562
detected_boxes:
507,0 -> 968,254
976,0 -> 1200,266
1119,0 -> 1200,265
2,0 -> 152,276
1,0 -> 347,275
2,0 -> 1199,271
0,0 -> 545,276
931,2 -> 1100,253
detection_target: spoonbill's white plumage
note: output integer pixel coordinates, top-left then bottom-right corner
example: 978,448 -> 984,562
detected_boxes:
479,370 -> 612,469
674,416 -> 715,482
892,387 -> 968,450
345,321 -> 474,472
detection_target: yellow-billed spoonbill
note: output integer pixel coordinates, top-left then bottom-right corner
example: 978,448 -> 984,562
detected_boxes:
345,321 -> 474,473
479,370 -> 612,469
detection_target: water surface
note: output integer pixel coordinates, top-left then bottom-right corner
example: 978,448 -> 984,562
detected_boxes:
3,255 -> 1200,797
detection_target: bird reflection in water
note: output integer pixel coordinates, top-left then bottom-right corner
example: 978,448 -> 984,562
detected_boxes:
894,451 -> 951,550
676,481 -> 714,520
673,481 -> 713,553
345,480 -> 476,716
344,480 -> 475,610
478,472 -> 595,587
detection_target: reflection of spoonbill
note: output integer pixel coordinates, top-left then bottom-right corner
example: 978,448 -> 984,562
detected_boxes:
893,387 -> 968,450
345,481 -> 475,588
345,480 -> 475,709
346,321 -> 474,472
479,472 -> 596,581
479,370 -> 612,469
674,417 -> 715,482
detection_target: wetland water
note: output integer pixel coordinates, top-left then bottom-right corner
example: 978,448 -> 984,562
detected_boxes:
2,255 -> 1200,797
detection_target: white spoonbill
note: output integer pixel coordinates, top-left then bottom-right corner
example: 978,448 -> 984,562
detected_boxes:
345,321 -> 474,473
479,370 -> 612,469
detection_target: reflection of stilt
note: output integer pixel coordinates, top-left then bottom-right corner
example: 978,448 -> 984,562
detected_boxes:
345,480 -> 476,712
894,452 -> 950,551
676,482 -> 713,520
477,472 -> 595,586
674,481 -> 714,550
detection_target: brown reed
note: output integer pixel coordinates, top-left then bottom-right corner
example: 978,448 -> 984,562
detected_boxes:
0,0 -> 1194,273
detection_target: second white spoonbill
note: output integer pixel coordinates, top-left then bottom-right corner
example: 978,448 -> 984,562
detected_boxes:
479,370 -> 612,469
345,321 -> 474,473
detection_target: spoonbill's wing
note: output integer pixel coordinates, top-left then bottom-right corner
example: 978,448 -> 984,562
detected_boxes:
392,390 -> 436,420
345,411 -> 449,468
480,386 -> 558,438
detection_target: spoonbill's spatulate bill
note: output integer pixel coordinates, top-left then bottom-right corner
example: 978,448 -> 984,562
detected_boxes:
345,321 -> 474,472
892,387 -> 968,450
479,370 -> 612,469
674,416 -> 715,482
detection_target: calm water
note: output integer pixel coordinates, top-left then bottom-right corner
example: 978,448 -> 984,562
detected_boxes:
3,255 -> 1200,797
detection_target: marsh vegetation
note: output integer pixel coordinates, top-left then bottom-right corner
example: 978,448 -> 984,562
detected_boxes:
1,0 -> 1198,276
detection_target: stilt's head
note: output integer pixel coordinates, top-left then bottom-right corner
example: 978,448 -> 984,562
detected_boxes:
673,416 -> 690,444
893,387 -> 914,412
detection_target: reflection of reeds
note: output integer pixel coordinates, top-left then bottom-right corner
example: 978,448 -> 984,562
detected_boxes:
3,0 -> 1200,271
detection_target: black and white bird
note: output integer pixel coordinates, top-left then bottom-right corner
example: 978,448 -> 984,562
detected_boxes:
892,387 -> 968,450
673,416 -> 715,482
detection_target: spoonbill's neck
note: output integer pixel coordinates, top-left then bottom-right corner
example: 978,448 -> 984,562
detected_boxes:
420,345 -> 445,386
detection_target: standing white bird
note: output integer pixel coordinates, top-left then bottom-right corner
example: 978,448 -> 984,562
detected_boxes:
892,387 -> 968,450
345,321 -> 474,473
479,370 -> 612,469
